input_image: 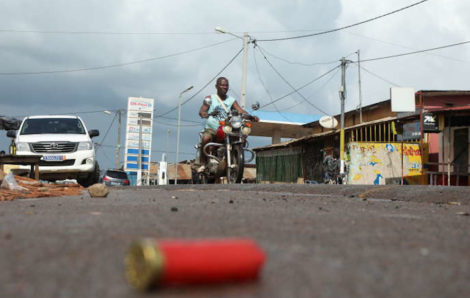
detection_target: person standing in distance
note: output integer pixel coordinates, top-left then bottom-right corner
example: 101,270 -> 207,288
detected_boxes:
197,77 -> 259,173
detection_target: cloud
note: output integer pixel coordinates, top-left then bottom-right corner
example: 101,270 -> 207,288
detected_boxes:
1,0 -> 468,171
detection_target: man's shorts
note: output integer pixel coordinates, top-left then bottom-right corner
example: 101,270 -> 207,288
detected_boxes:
202,128 -> 216,139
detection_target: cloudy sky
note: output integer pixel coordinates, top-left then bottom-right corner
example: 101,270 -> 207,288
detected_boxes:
1,0 -> 469,171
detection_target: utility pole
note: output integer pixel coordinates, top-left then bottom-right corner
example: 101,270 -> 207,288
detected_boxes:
339,57 -> 349,176
175,85 -> 194,185
166,129 -> 171,155
115,109 -> 122,169
240,32 -> 250,109
357,50 -> 363,124
215,27 -> 250,108
137,112 -> 143,186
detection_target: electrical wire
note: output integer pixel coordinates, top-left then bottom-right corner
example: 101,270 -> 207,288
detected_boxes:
292,66 -> 340,111
0,38 -> 236,75
9,108 -> 128,119
257,0 -> 429,42
256,46 -> 331,115
95,145 -> 114,165
0,29 -> 215,36
154,120 -> 202,127
259,64 -> 341,109
357,40 -> 470,63
98,143 -> 194,156
95,112 -> 117,152
259,46 -> 342,66
344,31 -> 470,64
156,47 -> 244,117
253,46 -> 299,122
359,65 -> 400,87
158,115 -> 201,124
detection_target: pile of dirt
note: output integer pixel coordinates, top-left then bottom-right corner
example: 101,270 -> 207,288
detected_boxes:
0,173 -> 84,201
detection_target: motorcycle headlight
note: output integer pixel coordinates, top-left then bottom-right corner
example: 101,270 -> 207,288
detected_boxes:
223,125 -> 232,133
242,126 -> 251,135
230,116 -> 242,129
78,141 -> 93,151
16,142 -> 30,152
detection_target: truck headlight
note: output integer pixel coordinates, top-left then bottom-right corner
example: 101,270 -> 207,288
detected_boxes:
16,142 -> 30,152
78,141 -> 93,151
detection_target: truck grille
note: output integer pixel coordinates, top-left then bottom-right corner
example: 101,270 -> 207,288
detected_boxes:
31,142 -> 78,153
39,159 -> 76,166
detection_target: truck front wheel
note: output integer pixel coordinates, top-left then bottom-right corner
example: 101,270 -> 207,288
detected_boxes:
80,162 -> 100,187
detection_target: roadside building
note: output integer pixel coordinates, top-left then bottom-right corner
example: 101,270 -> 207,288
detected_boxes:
254,90 -> 470,186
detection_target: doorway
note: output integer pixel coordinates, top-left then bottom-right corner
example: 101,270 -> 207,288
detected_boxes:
453,128 -> 469,175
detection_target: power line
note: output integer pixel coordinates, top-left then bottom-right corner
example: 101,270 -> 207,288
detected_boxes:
253,46 -> 299,122
259,64 -> 341,109
259,46 -> 342,66
9,108 -> 129,119
344,31 -> 470,64
296,66 -> 341,110
158,115 -> 200,124
0,39 -> 236,75
95,113 -> 117,152
154,120 -> 201,127
357,40 -> 470,63
0,29 -> 216,36
256,46 -> 330,115
156,47 -> 244,117
359,65 -> 400,87
98,143 -> 194,156
257,0 -> 429,42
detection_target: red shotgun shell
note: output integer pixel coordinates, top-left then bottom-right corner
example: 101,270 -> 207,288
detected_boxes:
125,238 -> 266,291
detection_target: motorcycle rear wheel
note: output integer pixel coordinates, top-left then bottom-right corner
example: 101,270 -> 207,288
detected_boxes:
226,145 -> 244,184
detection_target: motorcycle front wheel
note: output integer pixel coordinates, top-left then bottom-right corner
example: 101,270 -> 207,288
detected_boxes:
226,144 -> 244,184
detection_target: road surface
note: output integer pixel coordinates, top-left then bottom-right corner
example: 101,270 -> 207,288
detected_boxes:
0,184 -> 469,298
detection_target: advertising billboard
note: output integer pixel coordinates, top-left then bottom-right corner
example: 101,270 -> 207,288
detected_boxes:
124,97 -> 154,184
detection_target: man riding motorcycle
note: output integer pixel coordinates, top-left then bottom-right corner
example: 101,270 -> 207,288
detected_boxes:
197,77 -> 259,173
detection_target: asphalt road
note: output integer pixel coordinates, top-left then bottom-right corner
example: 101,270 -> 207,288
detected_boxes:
0,184 -> 469,298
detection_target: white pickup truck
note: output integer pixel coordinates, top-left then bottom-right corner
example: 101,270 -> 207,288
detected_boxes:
7,115 -> 100,186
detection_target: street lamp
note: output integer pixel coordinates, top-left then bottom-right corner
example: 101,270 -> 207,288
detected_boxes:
214,26 -> 250,109
175,85 -> 194,185
104,109 -> 122,170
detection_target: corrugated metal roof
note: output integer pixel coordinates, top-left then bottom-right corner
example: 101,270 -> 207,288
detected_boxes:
248,109 -> 320,124
254,116 -> 398,152
419,90 -> 470,96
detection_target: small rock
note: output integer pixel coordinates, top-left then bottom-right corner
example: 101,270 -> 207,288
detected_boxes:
456,211 -> 469,216
229,200 -> 234,204
171,207 -> 178,212
171,195 -> 178,199
420,248 -> 429,256
30,204 -> 35,208
87,183 -> 109,198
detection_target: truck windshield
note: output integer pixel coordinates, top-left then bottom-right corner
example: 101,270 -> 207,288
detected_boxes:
20,118 -> 86,135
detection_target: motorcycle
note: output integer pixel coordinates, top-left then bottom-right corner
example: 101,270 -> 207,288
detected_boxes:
321,149 -> 344,184
194,109 -> 256,184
